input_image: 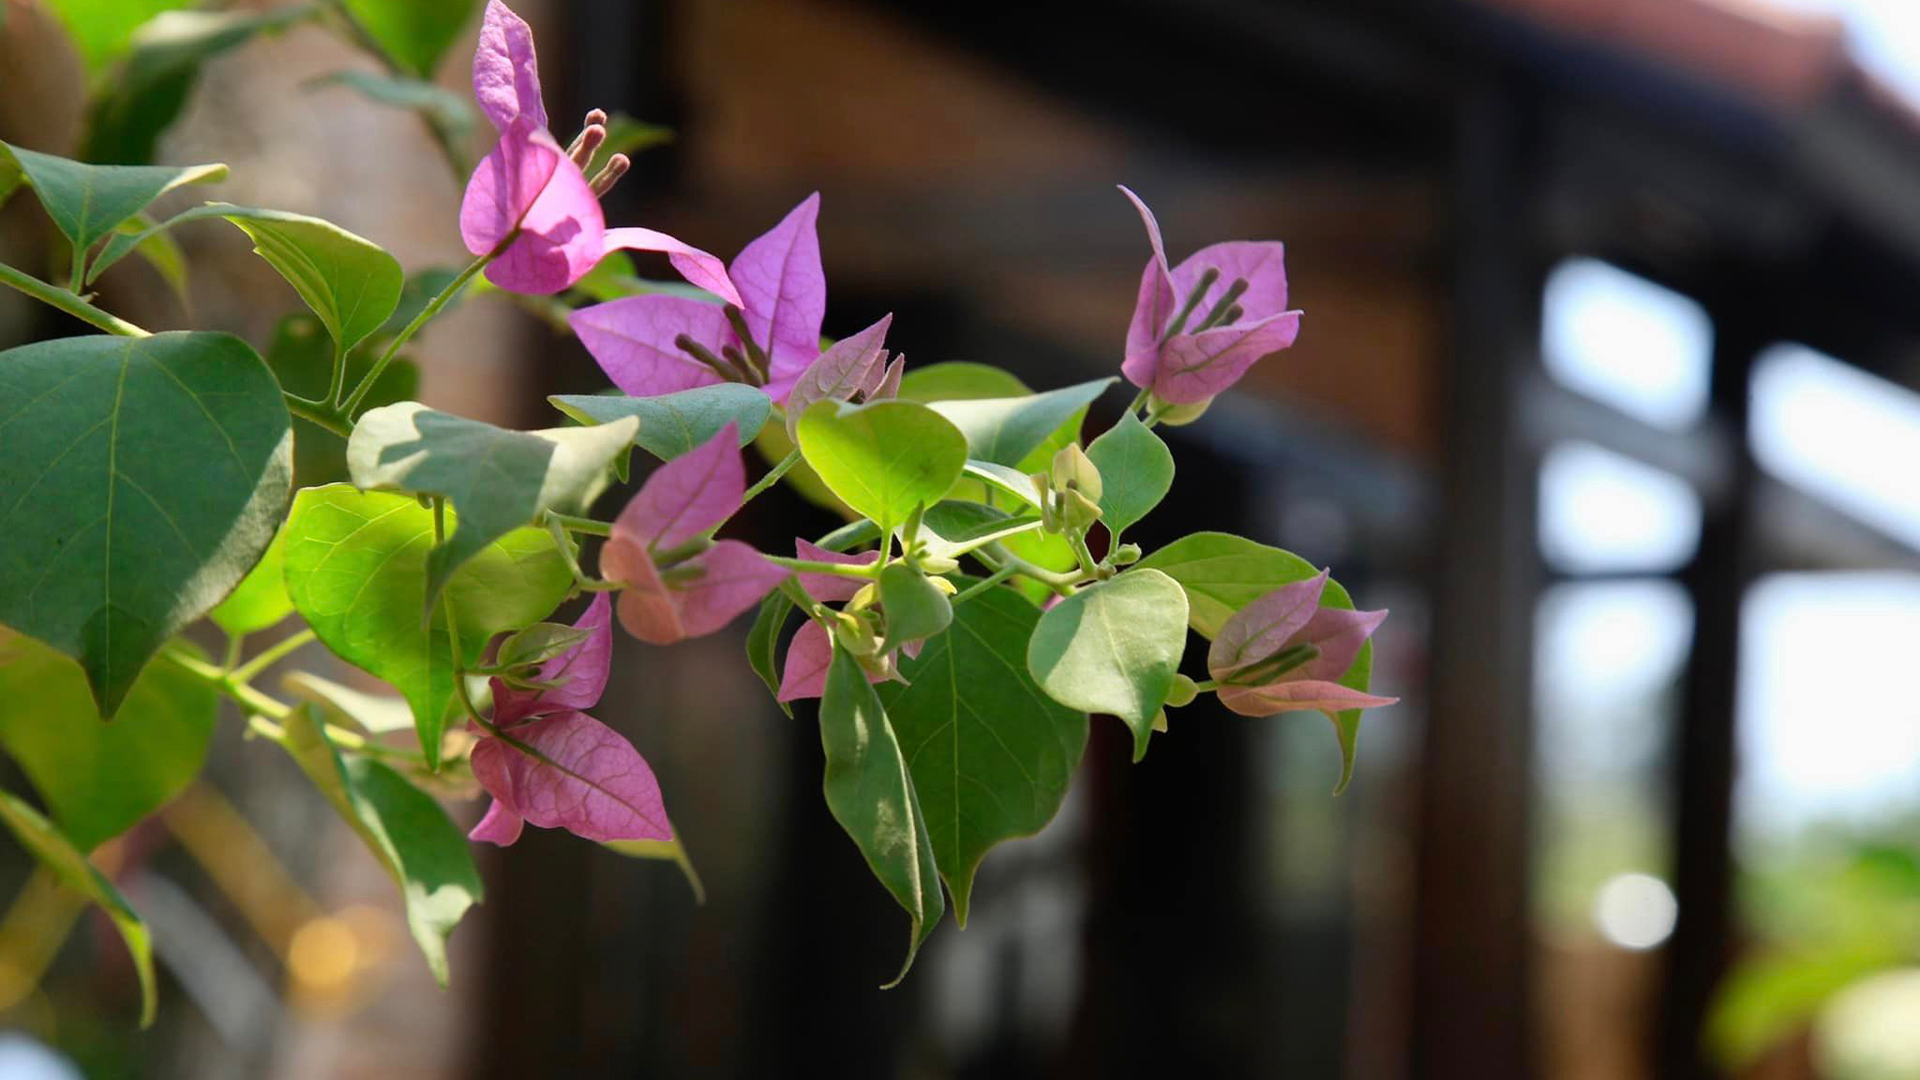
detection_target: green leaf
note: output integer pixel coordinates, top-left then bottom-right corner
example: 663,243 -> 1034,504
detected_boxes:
604,835 -> 707,904
282,671 -> 416,735
92,212 -> 190,303
281,705 -> 481,984
797,400 -> 969,535
877,582 -> 1086,925
0,331 -> 292,716
0,790 -> 155,1026
960,460 -> 1042,510
746,592 -> 795,717
917,501 -> 1044,562
492,623 -> 593,672
307,69 -> 475,148
347,402 -> 636,603
1026,569 -> 1188,761
1085,412 -> 1174,542
82,7 -> 316,165
281,485 -> 572,769
266,314 -> 420,488
550,385 -> 771,462
927,378 -> 1114,467
876,563 -> 952,653
338,0 -> 480,77
0,633 -> 215,851
209,526 -> 292,636
820,642 -> 944,987
896,361 -> 1030,402
38,0 -> 190,73
1135,532 -> 1375,784
0,141 -> 224,259
94,203 -> 404,352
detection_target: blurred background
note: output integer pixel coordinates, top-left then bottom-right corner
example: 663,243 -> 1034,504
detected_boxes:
5,0 -> 1920,1076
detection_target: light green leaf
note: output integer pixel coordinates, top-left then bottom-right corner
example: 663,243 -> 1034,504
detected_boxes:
307,69 -> 475,148
93,203 -> 404,352
604,835 -> 707,904
1026,569 -> 1188,761
281,485 -> 572,769
796,400 -> 968,535
338,0 -> 480,77
927,378 -> 1114,467
1135,532 -> 1374,785
1085,412 -> 1174,542
0,633 -> 215,851
877,582 -> 1086,925
347,402 -> 636,602
820,641 -> 944,987
0,790 -> 155,1026
210,526 -> 292,636
896,361 -> 1030,402
0,332 -> 292,716
90,212 -> 191,303
39,0 -> 192,74
960,460 -> 1042,510
0,141 -> 224,261
917,501 -> 1044,562
550,385 -> 771,462
281,671 -> 415,735
83,6 -> 316,165
877,563 -> 951,653
745,592 -> 794,717
281,706 -> 481,984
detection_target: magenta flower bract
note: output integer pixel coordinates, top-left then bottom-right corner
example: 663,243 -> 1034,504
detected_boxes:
468,592 -> 674,846
570,194 -> 836,403
1206,570 -> 1396,721
601,423 -> 786,645
460,1 -> 740,301
1118,185 -> 1302,406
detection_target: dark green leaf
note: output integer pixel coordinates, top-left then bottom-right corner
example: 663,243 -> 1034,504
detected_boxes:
550,385 -> 771,462
282,705 -> 482,984
820,642 -> 943,986
0,141 -> 224,256
877,582 -> 1086,924
1026,569 -> 1188,760
0,332 -> 292,715
877,563 -> 951,652
797,400 -> 968,534
0,790 -> 155,1025
927,377 -> 1115,467
281,485 -> 572,768
339,0 -> 480,77
746,592 -> 794,717
347,402 -> 636,602
1085,412 -> 1174,542
0,633 -> 215,850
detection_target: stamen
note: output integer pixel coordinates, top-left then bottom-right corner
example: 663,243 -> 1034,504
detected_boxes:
720,344 -> 761,386
1224,642 -> 1320,687
722,306 -> 770,379
1193,278 -> 1248,331
674,333 -> 742,382
584,108 -> 609,127
588,153 -> 629,197
567,123 -> 607,168
1158,266 -> 1219,343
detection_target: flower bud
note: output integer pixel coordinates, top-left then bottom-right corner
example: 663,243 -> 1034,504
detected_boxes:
1111,543 -> 1142,566
917,553 -> 960,575
1165,673 -> 1199,708
928,576 -> 958,596
1058,487 -> 1103,532
848,582 -> 878,611
1050,443 -> 1102,502
833,610 -> 880,657
1148,394 -> 1211,427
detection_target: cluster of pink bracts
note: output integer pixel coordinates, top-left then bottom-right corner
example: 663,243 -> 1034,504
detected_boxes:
461,0 -> 1374,849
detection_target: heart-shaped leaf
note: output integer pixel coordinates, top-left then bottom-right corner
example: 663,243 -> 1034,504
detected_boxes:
927,377 -> 1114,467
1085,412 -> 1174,542
282,706 -> 482,985
347,402 -> 636,602
0,141 -> 225,264
1026,569 -> 1188,760
796,400 -> 968,534
877,581 -> 1087,925
0,632 -> 215,851
0,790 -> 155,1026
0,331 -> 292,715
550,384 -> 771,462
209,525 -> 292,636
820,641 -> 944,987
1135,532 -> 1375,782
281,485 -> 572,769
93,204 -> 404,353
338,0 -> 480,77
876,563 -> 951,653
896,361 -> 1030,402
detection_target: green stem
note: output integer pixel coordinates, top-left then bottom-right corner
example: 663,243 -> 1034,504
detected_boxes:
227,629 -> 316,687
285,396 -> 352,437
162,647 -> 406,758
342,238 -> 507,415
738,450 -> 801,512
815,518 -> 880,554
222,633 -> 246,672
950,563 -> 1017,606
0,263 -> 149,337
763,555 -> 880,578
326,340 -> 349,409
1187,678 -> 1221,694
981,543 -> 1087,595
546,511 -> 611,538
546,520 -> 619,592
1066,529 -> 1101,579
